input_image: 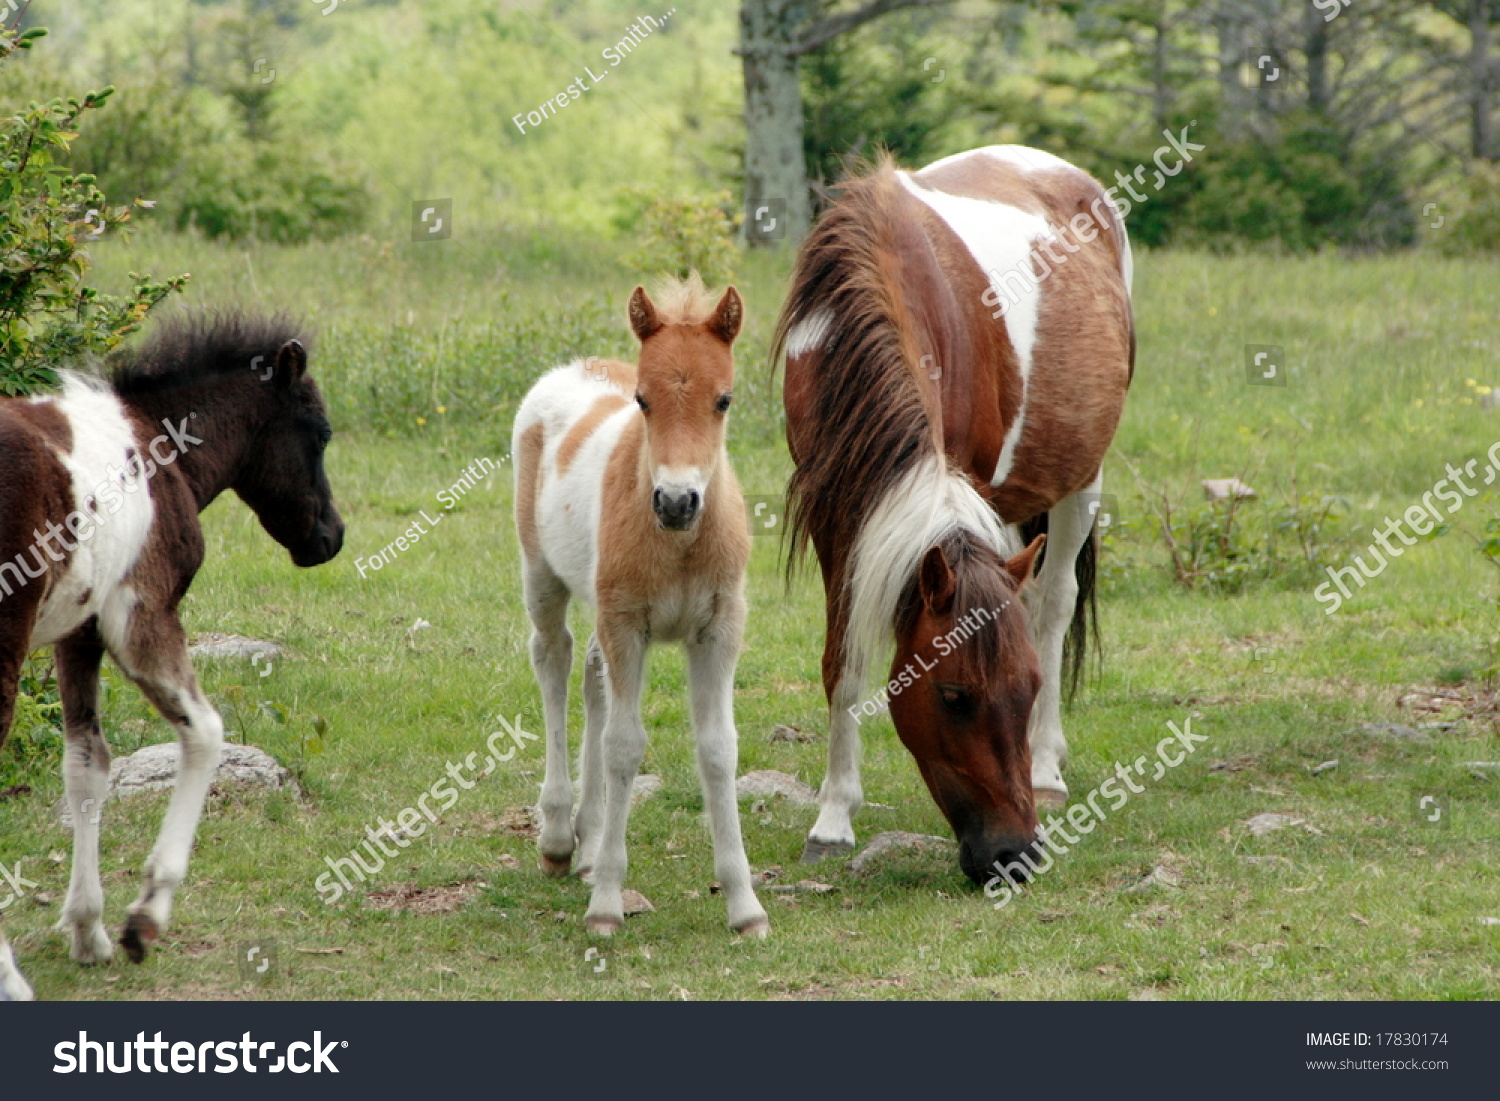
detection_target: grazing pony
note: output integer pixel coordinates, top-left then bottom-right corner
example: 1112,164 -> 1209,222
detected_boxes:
777,146 -> 1134,885
0,314 -> 344,1000
513,277 -> 768,937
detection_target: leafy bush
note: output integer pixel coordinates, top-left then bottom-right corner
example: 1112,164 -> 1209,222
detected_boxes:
619,187 -> 741,285
0,25 -> 187,395
1437,164 -> 1500,255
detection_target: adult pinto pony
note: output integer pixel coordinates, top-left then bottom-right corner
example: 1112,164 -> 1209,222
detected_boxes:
778,146 -> 1134,885
514,276 -> 768,937
0,314 -> 344,1000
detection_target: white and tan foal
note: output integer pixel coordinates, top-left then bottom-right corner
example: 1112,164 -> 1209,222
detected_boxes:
512,277 -> 768,938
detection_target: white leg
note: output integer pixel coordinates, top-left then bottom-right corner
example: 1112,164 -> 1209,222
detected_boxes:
686,610 -> 769,937
117,639 -> 224,962
573,634 -> 607,878
59,722 -> 112,964
525,565 -> 576,876
55,637 -> 112,965
0,931 -> 33,1001
583,633 -> 647,935
1023,478 -> 1098,808
803,649 -> 869,861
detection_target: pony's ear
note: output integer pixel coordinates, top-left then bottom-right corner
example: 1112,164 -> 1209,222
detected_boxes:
918,544 -> 956,616
1004,534 -> 1046,589
708,286 -> 743,344
628,286 -> 662,342
274,339 -> 307,387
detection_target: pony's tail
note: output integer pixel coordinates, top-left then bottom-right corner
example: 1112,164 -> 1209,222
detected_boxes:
1017,511 -> 1099,703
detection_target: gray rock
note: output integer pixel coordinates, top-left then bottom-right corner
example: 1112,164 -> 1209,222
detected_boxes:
57,742 -> 292,827
735,770 -> 817,806
1244,812 -> 1302,836
847,830 -> 953,874
631,774 -> 663,804
188,634 -> 283,661
1360,722 -> 1431,743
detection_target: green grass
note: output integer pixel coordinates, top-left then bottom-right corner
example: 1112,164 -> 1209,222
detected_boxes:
1,236 -> 1497,1000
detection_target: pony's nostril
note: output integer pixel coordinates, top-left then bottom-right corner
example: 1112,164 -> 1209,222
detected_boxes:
687,491 -> 700,514
652,488 -> 665,512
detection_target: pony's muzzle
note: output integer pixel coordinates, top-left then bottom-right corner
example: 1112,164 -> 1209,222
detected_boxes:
960,833 -> 1041,888
652,485 -> 701,530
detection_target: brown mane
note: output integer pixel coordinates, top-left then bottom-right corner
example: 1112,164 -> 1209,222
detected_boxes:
773,157 -> 940,600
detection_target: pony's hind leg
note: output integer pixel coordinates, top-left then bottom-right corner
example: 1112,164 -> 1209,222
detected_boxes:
582,629 -> 646,935
0,645 -> 37,999
686,611 -> 768,937
524,564 -> 576,876
573,634 -> 607,878
1023,480 -> 1098,810
55,629 -> 114,965
110,613 -> 224,963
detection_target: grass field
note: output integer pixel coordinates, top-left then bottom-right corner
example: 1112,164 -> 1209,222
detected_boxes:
1,232 -> 1497,1000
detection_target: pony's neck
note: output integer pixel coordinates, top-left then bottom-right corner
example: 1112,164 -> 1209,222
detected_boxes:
122,374 -> 264,512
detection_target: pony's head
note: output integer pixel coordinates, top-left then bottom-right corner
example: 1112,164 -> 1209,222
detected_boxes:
887,532 -> 1045,885
627,276 -> 742,531
233,339 -> 345,567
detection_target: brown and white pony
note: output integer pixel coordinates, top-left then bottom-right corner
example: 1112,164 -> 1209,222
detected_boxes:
0,314 -> 344,1000
513,277 -> 768,937
778,146 -> 1134,885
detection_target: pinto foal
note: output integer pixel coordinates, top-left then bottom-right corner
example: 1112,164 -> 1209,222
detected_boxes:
0,315 -> 343,1000
513,278 -> 767,937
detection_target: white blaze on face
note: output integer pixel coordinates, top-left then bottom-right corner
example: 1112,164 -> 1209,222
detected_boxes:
896,169 -> 1052,490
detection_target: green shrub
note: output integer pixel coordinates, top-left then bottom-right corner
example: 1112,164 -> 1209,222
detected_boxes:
0,25 -> 186,395
620,187 -> 741,285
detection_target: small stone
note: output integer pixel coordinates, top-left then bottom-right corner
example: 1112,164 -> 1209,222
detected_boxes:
1245,812 -> 1302,836
631,774 -> 663,804
1202,478 -> 1257,501
847,831 -> 953,874
188,634 -> 284,661
1360,722 -> 1431,743
735,770 -> 817,806
1310,760 -> 1339,775
770,724 -> 815,743
621,889 -> 654,916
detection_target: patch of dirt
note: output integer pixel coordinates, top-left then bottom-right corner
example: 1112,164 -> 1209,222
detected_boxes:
1398,684 -> 1498,725
365,881 -> 480,914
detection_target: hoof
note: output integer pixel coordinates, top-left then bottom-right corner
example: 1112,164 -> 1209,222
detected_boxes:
539,853 -> 572,878
801,837 -> 854,864
119,912 -> 158,964
734,916 -> 771,939
1034,788 -> 1068,812
584,916 -> 621,937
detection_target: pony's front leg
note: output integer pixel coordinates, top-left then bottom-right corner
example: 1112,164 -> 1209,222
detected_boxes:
686,613 -> 768,937
1023,482 -> 1097,810
582,631 -> 646,936
55,632 -> 114,965
112,617 -> 224,962
525,568 -> 576,876
0,930 -> 33,1001
572,634 -> 607,879
803,620 -> 869,863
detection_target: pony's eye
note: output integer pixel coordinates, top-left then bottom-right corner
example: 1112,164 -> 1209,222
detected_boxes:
938,686 -> 975,716
715,393 -> 732,413
635,392 -> 649,414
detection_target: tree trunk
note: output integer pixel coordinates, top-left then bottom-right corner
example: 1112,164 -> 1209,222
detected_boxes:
741,0 -> 813,246
1305,0 -> 1329,117
1472,0 -> 1494,161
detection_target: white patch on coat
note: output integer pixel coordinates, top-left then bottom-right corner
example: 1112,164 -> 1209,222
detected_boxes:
896,170 -> 1051,489
785,309 -> 835,359
27,376 -> 155,648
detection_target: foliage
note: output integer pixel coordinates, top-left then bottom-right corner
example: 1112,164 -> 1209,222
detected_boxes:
620,187 -> 741,285
0,26 -> 187,395
1437,164 -> 1500,254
